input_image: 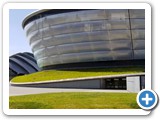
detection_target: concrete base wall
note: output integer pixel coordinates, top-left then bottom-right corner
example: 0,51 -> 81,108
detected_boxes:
48,79 -> 101,89
11,74 -> 145,92
12,79 -> 101,89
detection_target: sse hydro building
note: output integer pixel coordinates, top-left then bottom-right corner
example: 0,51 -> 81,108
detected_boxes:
22,9 -> 145,92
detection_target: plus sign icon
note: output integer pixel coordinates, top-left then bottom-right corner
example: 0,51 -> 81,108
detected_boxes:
137,89 -> 158,110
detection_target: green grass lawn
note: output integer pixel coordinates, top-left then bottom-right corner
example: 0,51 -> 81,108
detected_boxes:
11,66 -> 144,83
9,92 -> 140,109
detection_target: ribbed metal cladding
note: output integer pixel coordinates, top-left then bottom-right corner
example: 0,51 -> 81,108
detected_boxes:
9,52 -> 40,75
23,9 -> 145,68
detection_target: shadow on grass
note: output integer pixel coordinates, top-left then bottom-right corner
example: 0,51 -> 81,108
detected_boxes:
9,102 -> 50,109
129,102 -> 140,109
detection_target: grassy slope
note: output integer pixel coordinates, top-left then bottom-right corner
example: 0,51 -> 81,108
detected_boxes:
9,92 -> 139,109
11,67 -> 144,83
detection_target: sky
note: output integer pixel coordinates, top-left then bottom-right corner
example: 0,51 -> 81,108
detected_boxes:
9,9 -> 37,56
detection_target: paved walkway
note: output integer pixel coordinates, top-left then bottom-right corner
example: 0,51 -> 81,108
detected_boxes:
9,85 -> 128,96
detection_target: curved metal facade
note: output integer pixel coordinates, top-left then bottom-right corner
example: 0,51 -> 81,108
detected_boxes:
9,52 -> 40,79
23,9 -> 145,68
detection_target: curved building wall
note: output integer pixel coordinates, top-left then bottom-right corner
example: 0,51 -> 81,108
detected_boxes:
23,9 -> 145,68
9,52 -> 40,80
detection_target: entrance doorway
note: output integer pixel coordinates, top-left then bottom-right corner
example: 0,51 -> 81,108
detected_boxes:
104,77 -> 126,90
